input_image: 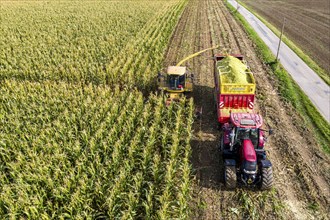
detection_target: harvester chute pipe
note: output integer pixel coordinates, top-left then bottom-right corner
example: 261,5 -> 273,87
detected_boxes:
176,45 -> 220,66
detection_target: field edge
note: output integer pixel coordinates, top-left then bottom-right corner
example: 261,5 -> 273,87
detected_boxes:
237,0 -> 330,86
225,1 -> 330,155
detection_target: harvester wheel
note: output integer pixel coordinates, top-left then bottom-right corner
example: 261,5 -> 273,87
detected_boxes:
260,167 -> 273,190
225,166 -> 237,189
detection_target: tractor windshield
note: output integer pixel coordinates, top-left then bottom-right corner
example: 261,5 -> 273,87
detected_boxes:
235,128 -> 259,148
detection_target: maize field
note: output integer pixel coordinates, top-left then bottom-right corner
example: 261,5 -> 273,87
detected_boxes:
0,0 -> 186,91
0,0 -> 194,219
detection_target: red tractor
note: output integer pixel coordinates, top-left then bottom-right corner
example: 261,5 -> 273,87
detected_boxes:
214,54 -> 273,189
220,113 -> 273,189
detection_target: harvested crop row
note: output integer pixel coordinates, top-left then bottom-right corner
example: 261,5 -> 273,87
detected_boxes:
0,80 -> 194,219
163,0 -> 329,219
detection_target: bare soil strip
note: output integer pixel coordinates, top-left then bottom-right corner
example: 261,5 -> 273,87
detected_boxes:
164,0 -> 330,219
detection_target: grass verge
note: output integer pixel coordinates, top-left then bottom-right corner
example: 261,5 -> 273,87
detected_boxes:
237,0 -> 330,86
225,1 -> 330,154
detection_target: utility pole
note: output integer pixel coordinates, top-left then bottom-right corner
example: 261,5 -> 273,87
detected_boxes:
276,18 -> 286,61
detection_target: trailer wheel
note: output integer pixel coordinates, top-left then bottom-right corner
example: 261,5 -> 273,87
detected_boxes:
225,166 -> 237,189
260,167 -> 273,190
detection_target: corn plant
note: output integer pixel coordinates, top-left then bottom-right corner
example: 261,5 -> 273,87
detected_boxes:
0,80 -> 194,219
0,0 -> 193,218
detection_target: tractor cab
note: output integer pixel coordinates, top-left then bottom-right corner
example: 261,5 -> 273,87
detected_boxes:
225,113 -> 264,151
232,127 -> 259,148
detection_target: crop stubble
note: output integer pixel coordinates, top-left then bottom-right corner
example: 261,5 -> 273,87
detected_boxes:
165,0 -> 330,219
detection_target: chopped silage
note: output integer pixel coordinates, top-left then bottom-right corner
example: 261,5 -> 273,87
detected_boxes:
217,56 -> 252,83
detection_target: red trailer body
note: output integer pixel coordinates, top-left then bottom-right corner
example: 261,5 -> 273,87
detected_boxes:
215,92 -> 255,124
214,54 -> 256,124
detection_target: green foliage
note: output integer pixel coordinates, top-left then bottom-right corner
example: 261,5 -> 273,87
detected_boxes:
0,0 -> 187,91
0,0 -> 193,218
0,81 -> 194,218
307,202 -> 320,212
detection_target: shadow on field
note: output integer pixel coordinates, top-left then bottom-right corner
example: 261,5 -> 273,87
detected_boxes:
190,85 -> 225,189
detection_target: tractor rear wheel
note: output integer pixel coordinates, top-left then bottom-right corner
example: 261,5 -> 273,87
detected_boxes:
260,167 -> 273,190
225,166 -> 237,189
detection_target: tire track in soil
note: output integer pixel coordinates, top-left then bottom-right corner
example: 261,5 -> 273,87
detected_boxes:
211,0 -> 240,54
164,0 -> 330,219
215,1 -> 330,218
207,0 -> 229,52
215,0 -> 330,218
164,0 -> 193,66
192,0 -> 230,219
164,0 -> 228,218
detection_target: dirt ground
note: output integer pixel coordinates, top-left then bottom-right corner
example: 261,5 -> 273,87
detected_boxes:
164,0 -> 330,219
241,0 -> 330,74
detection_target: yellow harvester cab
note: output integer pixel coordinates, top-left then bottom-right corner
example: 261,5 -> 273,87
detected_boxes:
158,66 -> 193,102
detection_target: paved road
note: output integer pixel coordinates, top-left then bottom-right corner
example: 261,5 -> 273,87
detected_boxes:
228,0 -> 330,123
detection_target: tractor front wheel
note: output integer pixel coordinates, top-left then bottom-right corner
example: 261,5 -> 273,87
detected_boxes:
225,166 -> 237,189
260,167 -> 273,190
